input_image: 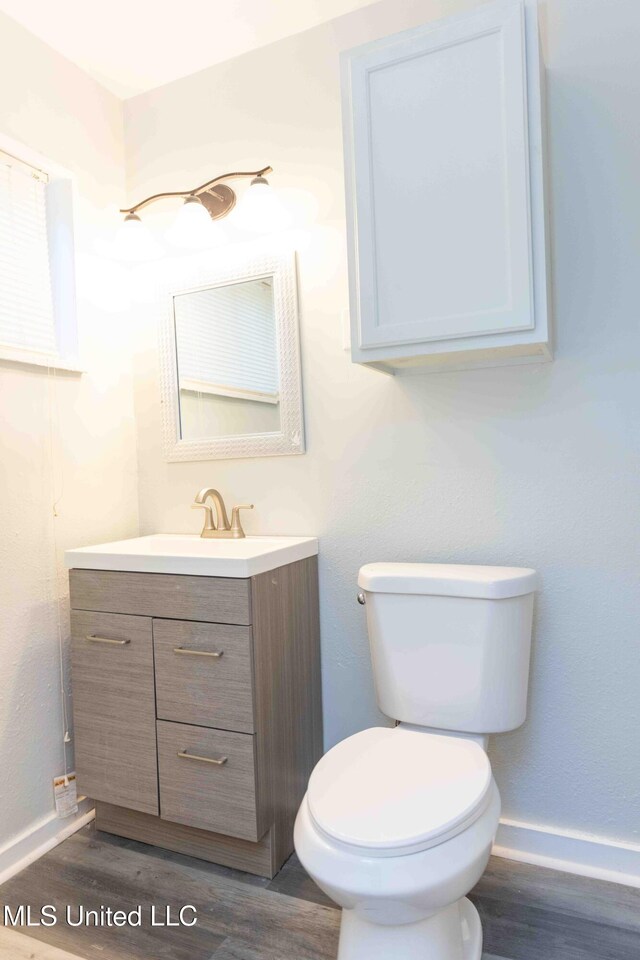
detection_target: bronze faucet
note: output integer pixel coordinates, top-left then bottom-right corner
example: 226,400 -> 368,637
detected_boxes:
192,488 -> 254,539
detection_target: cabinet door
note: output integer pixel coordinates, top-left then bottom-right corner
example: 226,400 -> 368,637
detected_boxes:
343,0 -> 536,353
70,611 -> 158,815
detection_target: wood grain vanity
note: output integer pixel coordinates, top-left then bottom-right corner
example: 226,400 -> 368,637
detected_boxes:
68,551 -> 322,878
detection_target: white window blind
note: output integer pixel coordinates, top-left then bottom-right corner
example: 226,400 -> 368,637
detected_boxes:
0,150 -> 56,356
174,279 -> 279,404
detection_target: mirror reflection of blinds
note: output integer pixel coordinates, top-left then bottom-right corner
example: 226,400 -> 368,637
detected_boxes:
174,279 -> 279,404
0,151 -> 56,355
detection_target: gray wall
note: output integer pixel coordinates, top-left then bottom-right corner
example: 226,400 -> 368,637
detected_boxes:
125,0 -> 640,845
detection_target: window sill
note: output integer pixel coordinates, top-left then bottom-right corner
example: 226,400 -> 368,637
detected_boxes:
0,345 -> 84,374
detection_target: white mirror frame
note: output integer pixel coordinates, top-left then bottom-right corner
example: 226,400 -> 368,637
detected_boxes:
159,249 -> 305,462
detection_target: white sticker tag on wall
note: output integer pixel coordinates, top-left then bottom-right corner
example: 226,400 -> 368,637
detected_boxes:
53,773 -> 78,819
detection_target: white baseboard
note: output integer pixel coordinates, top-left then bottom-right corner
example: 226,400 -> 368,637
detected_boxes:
0,800 -> 95,887
2,802 -> 638,892
494,817 -> 640,889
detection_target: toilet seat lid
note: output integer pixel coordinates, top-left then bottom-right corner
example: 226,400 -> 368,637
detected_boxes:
307,727 -> 492,855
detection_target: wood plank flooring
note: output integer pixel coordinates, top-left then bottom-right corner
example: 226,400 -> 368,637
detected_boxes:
1,823 -> 639,960
0,927 -> 86,960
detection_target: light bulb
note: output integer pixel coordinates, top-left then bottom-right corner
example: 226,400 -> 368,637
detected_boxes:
166,196 -> 225,249
233,177 -> 289,233
115,213 -> 162,262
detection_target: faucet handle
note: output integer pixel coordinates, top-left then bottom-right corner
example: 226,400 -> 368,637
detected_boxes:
191,501 -> 216,531
230,504 -> 254,539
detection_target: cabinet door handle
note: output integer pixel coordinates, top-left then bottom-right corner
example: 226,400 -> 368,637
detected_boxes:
86,634 -> 130,646
177,750 -> 228,766
173,647 -> 224,658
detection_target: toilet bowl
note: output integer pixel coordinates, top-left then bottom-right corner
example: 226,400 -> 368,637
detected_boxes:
295,726 -> 500,960
294,562 -> 537,960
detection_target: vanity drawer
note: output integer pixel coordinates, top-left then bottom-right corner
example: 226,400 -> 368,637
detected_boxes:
157,721 -> 259,841
70,611 -> 159,815
154,619 -> 254,733
70,570 -> 252,625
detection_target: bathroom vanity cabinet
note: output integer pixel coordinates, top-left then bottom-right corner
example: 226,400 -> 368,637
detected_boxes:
68,557 -> 322,878
341,0 -> 551,372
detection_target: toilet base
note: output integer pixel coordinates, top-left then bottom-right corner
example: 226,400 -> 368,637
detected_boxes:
336,897 -> 482,960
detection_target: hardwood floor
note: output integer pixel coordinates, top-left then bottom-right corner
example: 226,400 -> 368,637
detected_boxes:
0,927 -> 86,960
1,823 -> 639,960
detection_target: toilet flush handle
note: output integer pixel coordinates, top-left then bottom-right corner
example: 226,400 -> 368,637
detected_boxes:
357,592 -> 366,605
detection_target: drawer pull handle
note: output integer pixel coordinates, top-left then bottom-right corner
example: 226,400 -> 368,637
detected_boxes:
173,647 -> 224,658
177,750 -> 228,766
86,635 -> 130,646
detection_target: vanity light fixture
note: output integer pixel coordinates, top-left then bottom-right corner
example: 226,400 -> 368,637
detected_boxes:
233,175 -> 290,233
117,164 -> 276,259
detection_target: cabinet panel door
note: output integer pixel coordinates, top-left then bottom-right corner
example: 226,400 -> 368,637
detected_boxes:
157,721 -> 259,841
154,619 -> 255,733
343,0 -> 534,349
70,611 -> 158,815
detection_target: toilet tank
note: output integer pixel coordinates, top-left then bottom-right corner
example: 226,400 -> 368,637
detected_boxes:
358,563 -> 537,734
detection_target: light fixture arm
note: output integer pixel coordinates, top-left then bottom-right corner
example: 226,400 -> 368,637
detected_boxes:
119,165 -> 273,215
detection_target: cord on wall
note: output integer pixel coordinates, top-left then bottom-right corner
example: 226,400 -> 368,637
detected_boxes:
45,364 -> 72,783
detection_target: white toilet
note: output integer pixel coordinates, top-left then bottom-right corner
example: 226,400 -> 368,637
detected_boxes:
294,562 -> 537,960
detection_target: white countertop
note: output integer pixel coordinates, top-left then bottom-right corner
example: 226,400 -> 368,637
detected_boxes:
65,534 -> 318,579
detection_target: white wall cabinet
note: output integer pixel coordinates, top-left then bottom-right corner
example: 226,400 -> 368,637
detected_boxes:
341,0 -> 551,372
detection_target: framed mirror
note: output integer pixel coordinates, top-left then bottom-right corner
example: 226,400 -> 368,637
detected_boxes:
160,251 -> 305,461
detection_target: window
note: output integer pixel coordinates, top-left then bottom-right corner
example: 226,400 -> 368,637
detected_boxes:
0,137 -> 79,371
